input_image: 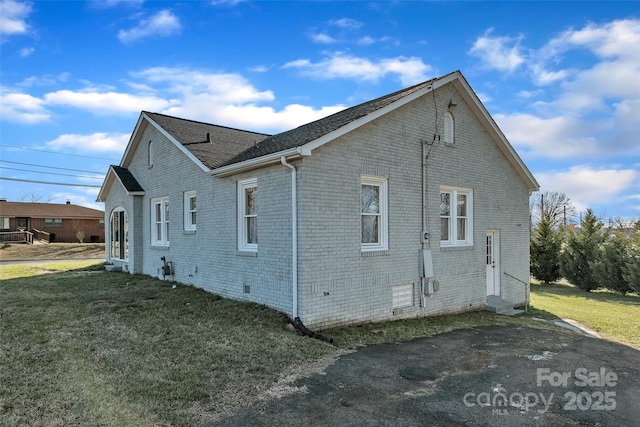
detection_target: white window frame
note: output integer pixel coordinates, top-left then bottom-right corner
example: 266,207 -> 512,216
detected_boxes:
440,186 -> 473,247
151,196 -> 170,246
361,175 -> 388,252
183,190 -> 197,231
237,178 -> 257,252
1,217 -> 9,229
443,112 -> 454,145
148,140 -> 153,168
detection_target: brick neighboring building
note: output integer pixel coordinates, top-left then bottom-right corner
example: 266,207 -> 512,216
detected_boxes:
97,70 -> 539,329
0,199 -> 105,243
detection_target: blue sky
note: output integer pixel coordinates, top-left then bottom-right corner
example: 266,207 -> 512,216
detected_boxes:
1,0 -> 639,224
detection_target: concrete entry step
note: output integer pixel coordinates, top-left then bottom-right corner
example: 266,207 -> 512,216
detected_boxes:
485,295 -> 520,315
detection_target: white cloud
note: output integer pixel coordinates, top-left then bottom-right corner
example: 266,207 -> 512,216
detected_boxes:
133,67 -> 345,131
283,52 -> 431,86
43,89 -> 179,114
357,36 -> 376,46
0,0 -> 31,36
535,165 -> 640,213
468,28 -> 525,73
46,132 -> 130,153
310,33 -> 338,44
0,90 -> 49,123
19,47 -> 34,57
329,18 -> 363,29
117,10 -> 181,44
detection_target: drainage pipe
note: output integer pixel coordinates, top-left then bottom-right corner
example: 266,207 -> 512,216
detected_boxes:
280,156 -> 298,319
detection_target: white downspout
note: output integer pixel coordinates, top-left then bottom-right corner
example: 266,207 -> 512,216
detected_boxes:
281,156 -> 298,319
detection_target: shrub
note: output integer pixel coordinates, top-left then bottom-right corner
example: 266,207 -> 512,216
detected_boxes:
592,230 -> 632,294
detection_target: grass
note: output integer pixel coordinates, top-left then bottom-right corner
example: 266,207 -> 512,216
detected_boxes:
529,281 -> 640,347
2,256 -> 636,426
1,261 -> 543,426
0,242 -> 105,261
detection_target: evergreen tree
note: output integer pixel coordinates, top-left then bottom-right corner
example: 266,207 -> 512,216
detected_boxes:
531,215 -> 563,284
592,230 -> 631,294
622,233 -> 640,294
560,209 -> 605,291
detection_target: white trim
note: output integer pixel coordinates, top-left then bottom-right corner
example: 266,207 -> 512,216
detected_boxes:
109,207 -> 128,261
151,196 -> 170,246
237,178 -> 258,252
440,186 -> 473,247
443,112 -> 454,145
211,148 -> 304,177
361,174 -> 388,252
183,190 -> 197,231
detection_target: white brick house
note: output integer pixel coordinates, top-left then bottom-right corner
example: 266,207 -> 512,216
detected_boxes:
97,70 -> 539,329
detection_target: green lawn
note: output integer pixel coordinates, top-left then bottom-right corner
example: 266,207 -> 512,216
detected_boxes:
2,261 -> 635,426
529,281 -> 640,347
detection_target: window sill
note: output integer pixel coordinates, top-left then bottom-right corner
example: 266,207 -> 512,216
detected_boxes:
440,244 -> 474,252
237,250 -> 258,257
361,248 -> 389,257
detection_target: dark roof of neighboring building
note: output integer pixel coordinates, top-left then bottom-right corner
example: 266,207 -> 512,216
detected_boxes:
111,165 -> 144,193
0,200 -> 104,219
144,112 -> 271,169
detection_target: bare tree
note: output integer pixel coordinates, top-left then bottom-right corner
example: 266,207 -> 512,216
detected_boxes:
19,193 -> 54,203
530,191 -> 576,228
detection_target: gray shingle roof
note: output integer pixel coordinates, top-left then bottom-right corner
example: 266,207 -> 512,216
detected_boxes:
221,76 -> 441,166
144,72 -> 453,170
112,165 -> 144,193
144,112 -> 271,169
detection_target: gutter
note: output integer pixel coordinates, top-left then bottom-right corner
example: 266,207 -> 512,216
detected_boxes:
211,147 -> 309,178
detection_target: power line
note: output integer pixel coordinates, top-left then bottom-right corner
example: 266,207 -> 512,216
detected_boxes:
0,144 -> 120,161
0,166 -> 104,180
0,177 -> 102,188
0,160 -> 106,174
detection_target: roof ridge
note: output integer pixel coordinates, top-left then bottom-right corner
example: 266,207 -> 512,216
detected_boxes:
143,111 -> 272,137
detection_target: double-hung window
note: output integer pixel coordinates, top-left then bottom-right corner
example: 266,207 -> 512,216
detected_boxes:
151,196 -> 170,246
440,186 -> 473,247
184,191 -> 196,231
361,175 -> 388,252
238,178 -> 257,252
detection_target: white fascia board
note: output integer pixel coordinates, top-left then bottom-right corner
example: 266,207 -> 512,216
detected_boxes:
96,169 -> 114,202
120,113 -> 147,168
455,76 -> 540,192
210,147 -> 303,177
141,112 -> 211,173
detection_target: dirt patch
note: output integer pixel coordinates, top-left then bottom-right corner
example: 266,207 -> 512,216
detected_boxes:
212,325 -> 640,426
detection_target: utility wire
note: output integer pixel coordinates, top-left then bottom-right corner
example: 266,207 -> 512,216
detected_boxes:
0,166 -> 104,180
0,177 -> 102,188
0,160 -> 106,174
0,144 -> 120,161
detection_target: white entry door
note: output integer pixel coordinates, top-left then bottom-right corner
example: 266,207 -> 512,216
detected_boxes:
486,230 -> 501,296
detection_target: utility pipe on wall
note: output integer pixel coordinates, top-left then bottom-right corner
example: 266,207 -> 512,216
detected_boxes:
280,156 -> 298,319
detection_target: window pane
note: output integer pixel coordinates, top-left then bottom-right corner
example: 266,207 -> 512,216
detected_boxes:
362,215 -> 379,244
361,185 -> 379,214
247,217 -> 257,244
155,203 -> 161,221
246,187 -> 256,215
440,193 -> 450,216
165,201 -> 169,221
457,194 -> 467,217
441,218 -> 449,240
156,223 -> 162,241
457,218 -> 466,240
191,212 -> 196,225
190,197 -> 196,211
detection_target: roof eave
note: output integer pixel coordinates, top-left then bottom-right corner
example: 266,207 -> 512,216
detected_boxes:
210,147 -> 305,177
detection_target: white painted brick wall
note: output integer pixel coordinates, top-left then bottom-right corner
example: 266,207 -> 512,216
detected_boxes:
105,85 -> 532,330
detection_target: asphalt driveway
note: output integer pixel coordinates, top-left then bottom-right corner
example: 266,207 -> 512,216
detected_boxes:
214,325 -> 640,426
